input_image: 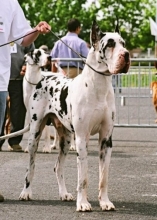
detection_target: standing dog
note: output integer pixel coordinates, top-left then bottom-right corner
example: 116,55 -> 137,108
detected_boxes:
0,21 -> 130,211
23,48 -> 58,152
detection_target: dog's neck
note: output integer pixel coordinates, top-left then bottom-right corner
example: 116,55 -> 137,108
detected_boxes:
25,63 -> 42,84
82,48 -> 113,99
85,48 -> 110,76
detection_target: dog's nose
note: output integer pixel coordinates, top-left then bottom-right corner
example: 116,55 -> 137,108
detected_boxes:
124,51 -> 130,62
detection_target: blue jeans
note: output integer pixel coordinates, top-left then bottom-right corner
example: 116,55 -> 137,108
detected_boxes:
0,91 -> 8,133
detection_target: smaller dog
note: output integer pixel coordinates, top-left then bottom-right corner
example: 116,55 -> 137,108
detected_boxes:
23,48 -> 58,152
150,81 -> 157,123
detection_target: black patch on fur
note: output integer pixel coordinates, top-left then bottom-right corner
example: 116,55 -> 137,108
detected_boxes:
58,86 -> 68,116
54,88 -> 59,93
34,50 -> 41,64
36,81 -> 42,89
56,81 -> 60,85
45,86 -> 48,91
49,87 -> 53,97
103,38 -> 115,54
100,136 -> 112,150
51,76 -> 57,80
33,92 -> 38,100
32,114 -> 37,121
85,83 -> 88,87
70,124 -> 75,132
25,177 -> 30,188
35,130 -> 40,139
49,105 -> 51,109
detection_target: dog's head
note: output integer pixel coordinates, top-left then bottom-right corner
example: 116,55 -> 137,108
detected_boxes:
90,20 -> 130,74
24,49 -> 51,68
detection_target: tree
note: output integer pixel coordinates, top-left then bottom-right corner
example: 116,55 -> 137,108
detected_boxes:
18,0 -> 156,52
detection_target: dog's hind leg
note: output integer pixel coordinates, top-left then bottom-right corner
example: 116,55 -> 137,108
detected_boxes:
51,127 -> 59,150
69,133 -> 76,151
54,128 -> 74,201
42,125 -> 52,153
19,120 -> 44,201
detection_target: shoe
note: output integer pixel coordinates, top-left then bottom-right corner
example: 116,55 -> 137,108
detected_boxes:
0,193 -> 4,202
9,144 -> 23,152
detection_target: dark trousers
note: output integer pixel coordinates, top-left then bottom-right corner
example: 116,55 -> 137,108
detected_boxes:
0,80 -> 26,147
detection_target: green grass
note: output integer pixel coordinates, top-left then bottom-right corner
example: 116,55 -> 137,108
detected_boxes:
119,68 -> 157,87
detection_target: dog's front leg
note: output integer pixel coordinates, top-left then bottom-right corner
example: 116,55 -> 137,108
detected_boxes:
98,135 -> 115,211
19,131 -> 39,200
54,130 -> 73,201
76,136 -> 92,212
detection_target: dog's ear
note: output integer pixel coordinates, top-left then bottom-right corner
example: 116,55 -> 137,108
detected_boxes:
24,52 -> 34,65
90,20 -> 105,50
114,18 -> 120,34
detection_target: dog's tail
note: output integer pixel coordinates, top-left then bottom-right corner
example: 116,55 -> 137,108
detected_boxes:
0,124 -> 30,140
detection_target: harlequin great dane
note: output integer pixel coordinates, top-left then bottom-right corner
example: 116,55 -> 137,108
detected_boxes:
23,48 -> 59,152
0,21 -> 130,211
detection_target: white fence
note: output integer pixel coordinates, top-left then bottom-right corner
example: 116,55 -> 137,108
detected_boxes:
51,58 -> 157,128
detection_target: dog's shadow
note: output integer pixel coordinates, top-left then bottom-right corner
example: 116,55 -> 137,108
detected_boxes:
3,200 -> 157,217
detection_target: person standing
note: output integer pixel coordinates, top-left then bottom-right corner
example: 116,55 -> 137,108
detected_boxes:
0,43 -> 35,152
0,0 -> 51,202
50,18 -> 89,78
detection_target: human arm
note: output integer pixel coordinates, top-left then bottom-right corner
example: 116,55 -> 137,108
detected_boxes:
21,21 -> 51,47
80,41 -> 89,58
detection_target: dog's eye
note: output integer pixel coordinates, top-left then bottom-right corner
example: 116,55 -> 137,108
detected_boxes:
106,39 -> 115,48
120,40 -> 125,47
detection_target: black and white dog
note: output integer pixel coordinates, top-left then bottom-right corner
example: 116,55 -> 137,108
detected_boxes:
0,21 -> 130,211
23,48 -> 58,152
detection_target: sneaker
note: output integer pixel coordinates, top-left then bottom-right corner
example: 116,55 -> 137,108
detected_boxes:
9,144 -> 23,152
0,193 -> 4,202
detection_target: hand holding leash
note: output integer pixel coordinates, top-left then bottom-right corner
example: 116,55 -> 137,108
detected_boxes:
35,21 -> 51,34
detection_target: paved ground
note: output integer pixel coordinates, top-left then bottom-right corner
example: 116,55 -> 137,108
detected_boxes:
0,127 -> 157,220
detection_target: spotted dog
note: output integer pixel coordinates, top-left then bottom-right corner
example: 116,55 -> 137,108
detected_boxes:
0,21 -> 130,211
23,48 -> 58,152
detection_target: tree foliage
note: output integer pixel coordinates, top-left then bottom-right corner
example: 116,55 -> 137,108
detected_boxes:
18,0 -> 156,52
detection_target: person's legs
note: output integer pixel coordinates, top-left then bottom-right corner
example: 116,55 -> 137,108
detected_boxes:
62,67 -> 82,78
8,80 -> 26,151
0,91 -> 7,202
0,108 -> 7,150
0,91 -> 8,133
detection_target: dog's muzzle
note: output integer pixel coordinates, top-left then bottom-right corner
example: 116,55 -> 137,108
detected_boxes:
109,50 -> 130,74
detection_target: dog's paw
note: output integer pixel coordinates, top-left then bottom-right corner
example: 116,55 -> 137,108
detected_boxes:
50,144 -> 57,150
19,188 -> 32,201
42,146 -> 51,153
60,193 -> 74,201
24,147 -> 29,153
99,200 -> 115,211
69,145 -> 76,151
76,201 -> 92,212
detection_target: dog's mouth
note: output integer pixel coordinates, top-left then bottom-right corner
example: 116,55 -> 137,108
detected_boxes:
108,51 -> 130,74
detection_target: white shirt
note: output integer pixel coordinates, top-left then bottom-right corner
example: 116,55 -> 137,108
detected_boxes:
0,0 -> 32,91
